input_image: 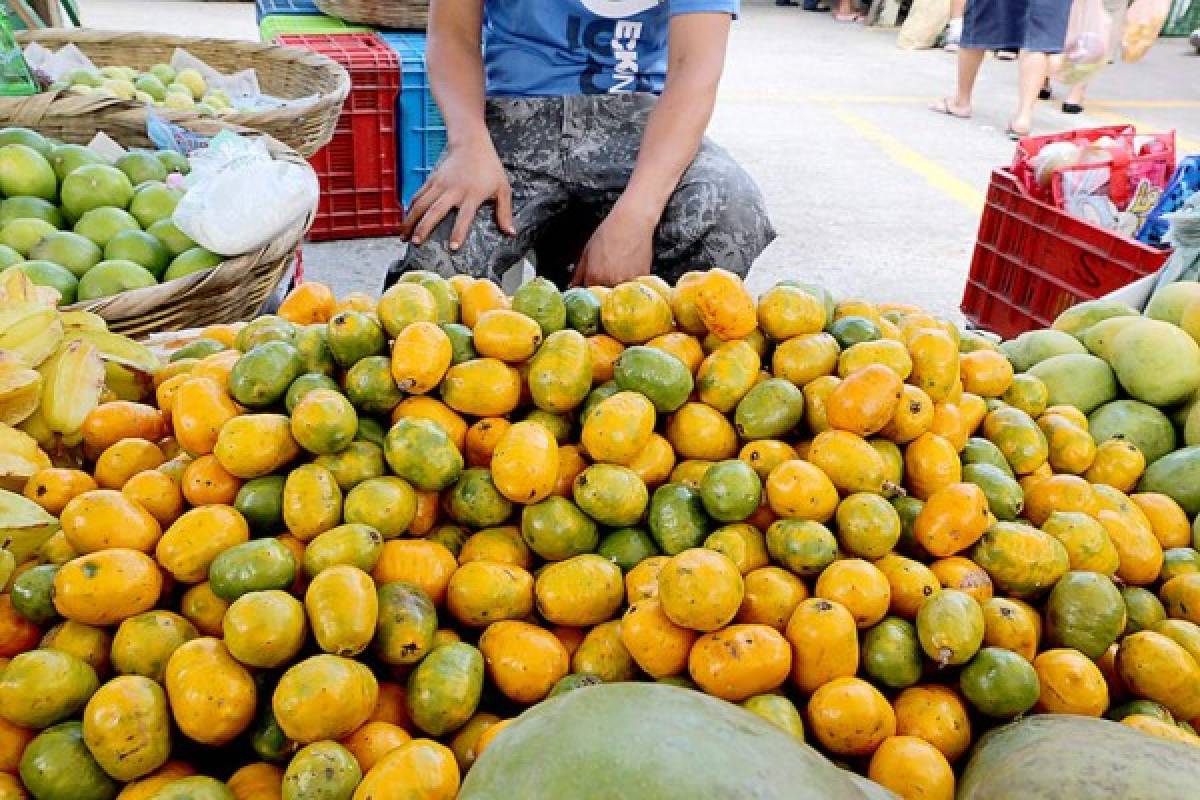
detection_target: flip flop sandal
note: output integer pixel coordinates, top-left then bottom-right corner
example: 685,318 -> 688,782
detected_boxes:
1062,103 -> 1084,114
931,98 -> 971,119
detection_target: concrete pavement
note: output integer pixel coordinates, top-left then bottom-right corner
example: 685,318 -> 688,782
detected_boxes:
85,0 -> 1200,316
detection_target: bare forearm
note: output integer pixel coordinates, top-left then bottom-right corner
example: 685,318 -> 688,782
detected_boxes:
401,0 -> 513,243
617,14 -> 730,227
427,0 -> 490,147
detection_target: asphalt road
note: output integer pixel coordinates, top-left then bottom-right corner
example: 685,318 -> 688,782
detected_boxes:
88,0 -> 1200,316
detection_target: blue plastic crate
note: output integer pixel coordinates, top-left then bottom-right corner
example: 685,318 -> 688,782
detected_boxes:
380,32 -> 447,207
256,0 -> 320,24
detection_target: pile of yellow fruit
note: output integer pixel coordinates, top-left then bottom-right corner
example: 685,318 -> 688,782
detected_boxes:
2,266 -> 1200,800
54,64 -> 236,116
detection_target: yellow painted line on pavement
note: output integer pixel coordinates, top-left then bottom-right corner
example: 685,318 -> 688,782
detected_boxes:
1091,100 -> 1200,110
720,91 -> 1200,112
828,105 -> 986,213
719,90 -> 933,105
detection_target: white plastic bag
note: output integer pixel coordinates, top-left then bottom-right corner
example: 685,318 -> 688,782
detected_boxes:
22,42 -> 96,81
1057,0 -> 1112,84
173,131 -> 319,256
897,0 -> 953,49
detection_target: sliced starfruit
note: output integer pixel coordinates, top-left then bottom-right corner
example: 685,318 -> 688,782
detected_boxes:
65,328 -> 162,376
0,351 -> 43,425
17,404 -> 56,450
0,269 -> 57,312
40,339 -> 105,436
0,488 -> 60,565
0,546 -> 14,591
0,308 -> 64,367
0,423 -> 52,492
60,310 -> 109,333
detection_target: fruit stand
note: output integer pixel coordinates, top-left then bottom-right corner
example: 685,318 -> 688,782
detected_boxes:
4,220 -> 1200,798
3,17 -> 1200,797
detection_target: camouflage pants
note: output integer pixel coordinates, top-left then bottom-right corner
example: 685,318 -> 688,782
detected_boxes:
399,93 -> 776,287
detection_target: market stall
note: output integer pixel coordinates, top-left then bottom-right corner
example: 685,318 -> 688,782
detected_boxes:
3,229 -> 1200,797
3,13 -> 1200,800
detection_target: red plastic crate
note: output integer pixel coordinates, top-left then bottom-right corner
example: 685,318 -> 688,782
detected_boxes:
277,33 -> 402,241
961,169 -> 1170,340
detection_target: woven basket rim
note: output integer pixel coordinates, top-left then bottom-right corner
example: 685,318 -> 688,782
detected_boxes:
10,28 -> 351,156
313,0 -> 429,29
47,117 -> 312,323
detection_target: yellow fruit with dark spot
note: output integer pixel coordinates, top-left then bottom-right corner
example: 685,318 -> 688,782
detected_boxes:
601,282 -> 674,344
581,391 -> 654,465
696,340 -> 760,413
694,269 -> 756,340
826,364 -> 904,437
391,321 -> 452,394
440,358 -> 522,417
807,677 -> 896,757
772,333 -> 839,387
658,548 -> 744,632
808,430 -> 888,494
491,420 -> 559,504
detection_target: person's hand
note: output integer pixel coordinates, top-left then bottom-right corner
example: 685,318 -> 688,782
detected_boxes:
571,207 -> 656,287
400,140 -> 515,250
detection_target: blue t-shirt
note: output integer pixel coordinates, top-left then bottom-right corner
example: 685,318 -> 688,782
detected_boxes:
483,0 -> 739,97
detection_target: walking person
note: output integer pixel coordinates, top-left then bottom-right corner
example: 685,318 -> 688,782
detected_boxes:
930,0 -> 1075,138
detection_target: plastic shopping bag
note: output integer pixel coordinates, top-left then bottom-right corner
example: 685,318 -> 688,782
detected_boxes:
897,0 -> 952,49
1057,0 -> 1112,84
1122,0 -> 1170,62
173,131 -> 319,256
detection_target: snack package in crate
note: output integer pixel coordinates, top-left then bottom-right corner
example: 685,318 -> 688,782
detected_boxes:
1138,156 -> 1200,248
1013,126 -> 1176,234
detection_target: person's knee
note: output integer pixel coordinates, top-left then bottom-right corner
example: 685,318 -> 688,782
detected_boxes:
661,171 -> 776,279
398,207 -> 506,282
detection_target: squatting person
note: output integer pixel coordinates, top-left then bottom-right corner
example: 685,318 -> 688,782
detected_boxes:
394,0 -> 776,289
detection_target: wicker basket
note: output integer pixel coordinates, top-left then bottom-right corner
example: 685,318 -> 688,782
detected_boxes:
8,29 -> 350,157
34,115 -> 312,338
314,0 -> 428,30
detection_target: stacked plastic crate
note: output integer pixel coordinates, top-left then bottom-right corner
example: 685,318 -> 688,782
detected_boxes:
257,0 -> 372,41
260,0 -> 401,240
379,33 -> 448,208
261,0 -> 448,235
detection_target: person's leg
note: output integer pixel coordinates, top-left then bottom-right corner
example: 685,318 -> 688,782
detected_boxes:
653,140 -> 776,284
945,0 -> 967,50
392,98 -> 569,287
1012,0 -> 1071,134
834,0 -> 861,20
932,47 -> 984,117
1010,50 -> 1049,135
1063,80 -> 1087,113
527,197 -> 608,290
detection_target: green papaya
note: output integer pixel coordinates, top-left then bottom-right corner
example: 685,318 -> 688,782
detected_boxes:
1045,571 -> 1126,659
614,345 -> 694,413
734,378 -> 805,440
962,463 -> 1024,521
863,616 -> 922,689
647,483 -> 711,556
229,341 -> 304,408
